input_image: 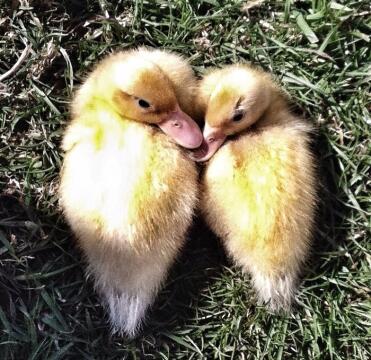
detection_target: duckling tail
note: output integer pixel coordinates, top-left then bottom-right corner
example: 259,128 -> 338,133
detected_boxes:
103,287 -> 153,337
85,247 -> 173,338
252,270 -> 297,311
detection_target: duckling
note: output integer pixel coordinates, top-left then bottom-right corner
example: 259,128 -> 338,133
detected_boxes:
59,48 -> 203,336
192,65 -> 317,310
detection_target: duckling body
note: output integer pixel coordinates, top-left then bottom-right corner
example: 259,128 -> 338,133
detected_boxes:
194,65 -> 317,309
60,48 -> 202,336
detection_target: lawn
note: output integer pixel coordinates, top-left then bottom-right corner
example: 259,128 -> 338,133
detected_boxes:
0,0 -> 370,359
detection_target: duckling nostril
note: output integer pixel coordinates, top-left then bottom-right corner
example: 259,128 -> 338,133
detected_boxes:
208,137 -> 215,143
173,122 -> 180,128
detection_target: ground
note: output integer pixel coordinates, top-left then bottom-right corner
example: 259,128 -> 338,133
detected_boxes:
0,0 -> 370,359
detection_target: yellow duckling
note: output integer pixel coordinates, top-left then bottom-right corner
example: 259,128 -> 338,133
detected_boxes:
59,48 -> 203,336
193,65 -> 317,310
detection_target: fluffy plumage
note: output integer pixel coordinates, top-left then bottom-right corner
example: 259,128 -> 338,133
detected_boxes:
194,65 -> 317,310
59,48 -> 201,336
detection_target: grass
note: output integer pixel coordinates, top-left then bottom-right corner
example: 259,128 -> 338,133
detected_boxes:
0,0 -> 370,358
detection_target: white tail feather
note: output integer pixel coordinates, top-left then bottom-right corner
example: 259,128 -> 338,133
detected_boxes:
85,245 -> 174,337
103,288 -> 152,337
252,271 -> 297,310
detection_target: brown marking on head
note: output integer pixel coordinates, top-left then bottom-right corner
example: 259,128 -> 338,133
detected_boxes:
192,65 -> 276,162
74,49 -> 203,149
205,66 -> 273,135
109,60 -> 178,124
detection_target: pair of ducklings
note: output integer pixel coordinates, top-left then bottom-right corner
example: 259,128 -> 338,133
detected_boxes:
59,48 -> 317,337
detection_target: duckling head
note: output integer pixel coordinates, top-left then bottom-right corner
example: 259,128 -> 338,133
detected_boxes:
97,54 -> 203,149
192,65 -> 272,161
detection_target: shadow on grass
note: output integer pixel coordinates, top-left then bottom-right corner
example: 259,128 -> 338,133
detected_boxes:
308,127 -> 351,262
144,217 -> 226,336
0,192 -> 227,352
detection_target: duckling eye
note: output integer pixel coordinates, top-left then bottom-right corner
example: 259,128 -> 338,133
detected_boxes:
138,99 -> 150,108
232,112 -> 244,122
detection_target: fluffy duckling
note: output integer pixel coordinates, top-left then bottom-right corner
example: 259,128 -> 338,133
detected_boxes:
59,48 -> 203,336
193,65 -> 317,310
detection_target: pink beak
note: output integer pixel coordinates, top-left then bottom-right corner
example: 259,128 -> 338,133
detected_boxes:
158,107 -> 203,149
191,123 -> 227,162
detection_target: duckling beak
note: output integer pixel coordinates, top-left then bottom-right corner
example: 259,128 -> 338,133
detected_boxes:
191,123 -> 226,162
158,107 -> 203,149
